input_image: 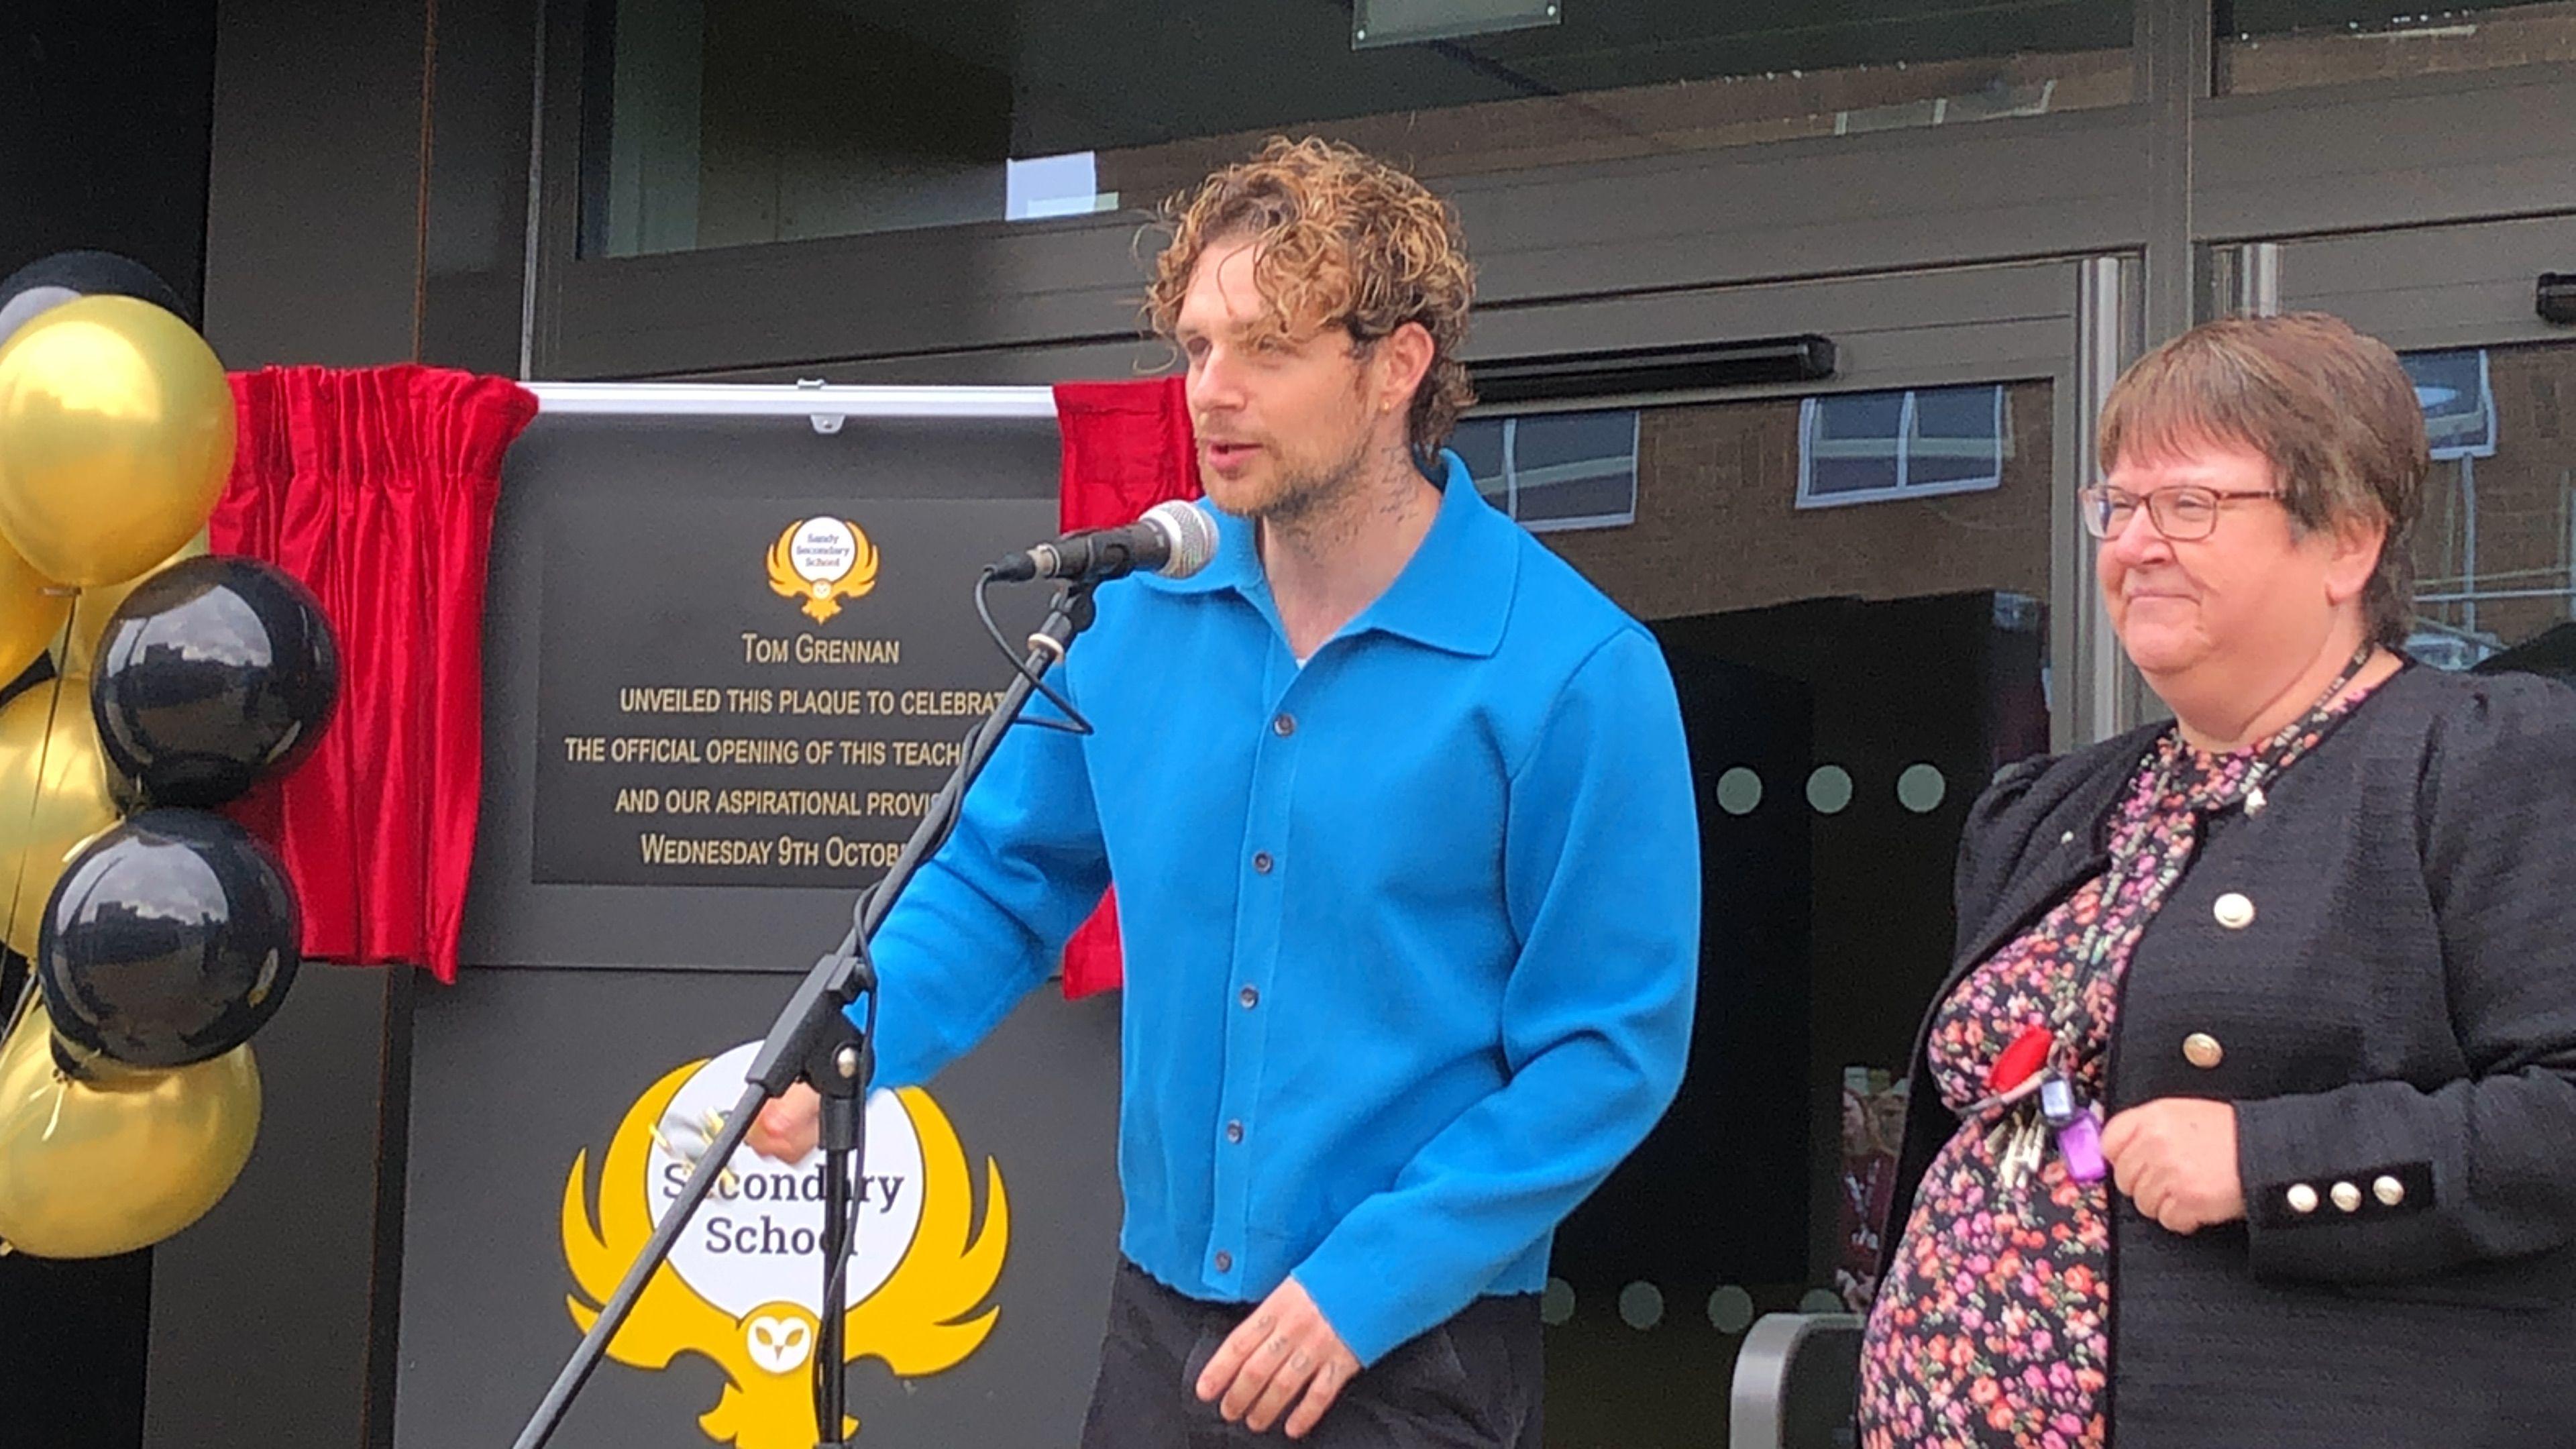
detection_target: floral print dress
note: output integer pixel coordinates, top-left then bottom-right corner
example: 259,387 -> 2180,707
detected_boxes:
1856,680 -> 2374,1449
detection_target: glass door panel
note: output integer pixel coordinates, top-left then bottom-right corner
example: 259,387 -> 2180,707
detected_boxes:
2273,220 -> 2576,679
1473,374 -> 2058,1444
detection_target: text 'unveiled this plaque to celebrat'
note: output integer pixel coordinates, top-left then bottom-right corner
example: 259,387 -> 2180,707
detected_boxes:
532,496 -> 1054,888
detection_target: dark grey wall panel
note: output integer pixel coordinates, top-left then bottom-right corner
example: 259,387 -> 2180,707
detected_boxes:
2198,70 -> 2576,246
422,0 -> 544,376
2276,213 -> 2576,352
1448,112 -> 2149,302
202,0 -> 431,367
394,967 -> 1122,1449
1470,259 -> 2084,396
543,219 -> 1157,379
143,964 -> 411,1449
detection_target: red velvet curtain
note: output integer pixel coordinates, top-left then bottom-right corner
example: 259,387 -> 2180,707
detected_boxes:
210,366 -> 537,983
1052,378 -> 1199,999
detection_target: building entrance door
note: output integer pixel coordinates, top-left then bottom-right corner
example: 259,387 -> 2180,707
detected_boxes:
1459,256 -> 2116,1444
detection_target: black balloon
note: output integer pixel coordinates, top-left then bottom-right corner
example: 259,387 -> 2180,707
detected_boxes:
0,248 -> 190,350
91,555 -> 339,808
36,809 -> 301,1069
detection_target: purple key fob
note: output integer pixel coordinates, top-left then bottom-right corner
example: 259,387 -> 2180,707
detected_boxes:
2039,1075 -> 2108,1183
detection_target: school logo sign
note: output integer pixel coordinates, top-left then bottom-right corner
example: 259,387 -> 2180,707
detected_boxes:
767,517 -> 879,624
559,1042 -> 1009,1448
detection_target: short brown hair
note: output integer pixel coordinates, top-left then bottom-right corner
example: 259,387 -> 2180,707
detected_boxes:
1144,137 -> 1477,456
2098,312 -> 2427,648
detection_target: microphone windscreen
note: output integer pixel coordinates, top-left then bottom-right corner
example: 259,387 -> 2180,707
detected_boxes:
1144,500 -> 1218,580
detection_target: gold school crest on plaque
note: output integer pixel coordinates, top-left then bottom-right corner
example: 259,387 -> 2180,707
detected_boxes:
559,1042 -> 1010,1448
768,517 -> 880,623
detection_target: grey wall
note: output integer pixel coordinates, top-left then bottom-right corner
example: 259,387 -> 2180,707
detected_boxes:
423,0 -> 545,375
201,0 -> 432,368
201,0 -> 534,373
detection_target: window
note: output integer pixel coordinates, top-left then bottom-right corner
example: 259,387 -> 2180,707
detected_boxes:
2396,342 -> 2576,676
1798,385 -> 2008,508
2402,348 -> 2498,462
1452,409 -> 1638,533
583,0 -> 2135,258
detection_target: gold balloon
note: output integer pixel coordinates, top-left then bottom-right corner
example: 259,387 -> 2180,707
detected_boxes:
0,295 -> 236,587
0,676 -> 123,958
0,996 -> 260,1258
0,532 -> 70,681
52,526 -> 209,677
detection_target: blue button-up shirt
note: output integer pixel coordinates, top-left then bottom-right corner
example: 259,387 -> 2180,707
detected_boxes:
861,451 -> 1700,1364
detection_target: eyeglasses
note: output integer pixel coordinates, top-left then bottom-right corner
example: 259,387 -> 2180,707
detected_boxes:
2078,484 -> 2282,541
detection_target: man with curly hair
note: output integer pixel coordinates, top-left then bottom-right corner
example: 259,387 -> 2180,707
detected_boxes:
753,138 -> 1699,1446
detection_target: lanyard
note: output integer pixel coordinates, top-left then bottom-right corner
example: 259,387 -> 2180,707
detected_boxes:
1972,643 -> 2377,1114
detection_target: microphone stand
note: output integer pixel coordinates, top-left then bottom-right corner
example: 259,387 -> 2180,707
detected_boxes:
512,578 -> 1101,1449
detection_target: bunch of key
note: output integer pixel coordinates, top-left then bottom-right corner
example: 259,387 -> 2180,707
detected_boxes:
1976,1024 -> 2108,1191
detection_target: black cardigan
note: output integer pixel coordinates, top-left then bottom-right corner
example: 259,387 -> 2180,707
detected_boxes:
1879,664 -> 2576,1449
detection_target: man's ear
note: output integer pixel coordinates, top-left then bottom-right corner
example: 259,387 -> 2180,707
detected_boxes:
1374,321 -> 1436,420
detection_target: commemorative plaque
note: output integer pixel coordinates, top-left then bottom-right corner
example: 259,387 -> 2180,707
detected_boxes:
531,496 -> 1053,888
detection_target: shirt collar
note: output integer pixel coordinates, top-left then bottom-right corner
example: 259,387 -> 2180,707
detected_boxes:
1141,451 -> 1518,659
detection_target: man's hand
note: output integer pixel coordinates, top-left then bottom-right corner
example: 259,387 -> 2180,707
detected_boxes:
2100,1097 -> 2245,1234
745,1083 -> 822,1162
1194,1277 -> 1362,1439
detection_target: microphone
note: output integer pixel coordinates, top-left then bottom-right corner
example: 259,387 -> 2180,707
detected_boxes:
989,499 -> 1218,584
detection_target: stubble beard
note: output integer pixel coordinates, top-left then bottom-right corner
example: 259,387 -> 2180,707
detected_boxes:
1239,425 -> 1415,557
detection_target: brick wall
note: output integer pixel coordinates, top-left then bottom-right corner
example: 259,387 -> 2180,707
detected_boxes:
2413,341 -> 2576,652
1536,382 -> 2056,623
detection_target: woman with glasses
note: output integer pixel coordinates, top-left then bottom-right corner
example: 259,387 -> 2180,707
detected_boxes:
1857,313 -> 2576,1449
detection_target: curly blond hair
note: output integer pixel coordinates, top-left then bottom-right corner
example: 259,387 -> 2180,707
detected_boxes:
1144,137 -> 1477,455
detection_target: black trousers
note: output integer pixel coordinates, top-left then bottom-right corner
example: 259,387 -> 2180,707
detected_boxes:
1079,1260 -> 1544,1448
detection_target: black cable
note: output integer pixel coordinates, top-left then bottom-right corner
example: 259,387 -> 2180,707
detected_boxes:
974,569 -> 1093,735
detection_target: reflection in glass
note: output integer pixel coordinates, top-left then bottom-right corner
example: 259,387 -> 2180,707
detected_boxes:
1800,385 -> 2008,507
1800,392 -> 1906,501
2403,343 -> 2576,677
1451,417 -> 1508,502
1513,412 -> 1642,529
1454,409 -> 1638,532
585,0 -> 2135,256
2217,1 -> 2576,95
1518,384 -> 2055,1444
2404,349 -> 2498,461
1908,384 -> 2012,492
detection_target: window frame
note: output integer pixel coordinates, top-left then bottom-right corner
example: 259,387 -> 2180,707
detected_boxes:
1466,411 -> 1645,533
1794,384 -> 2009,509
